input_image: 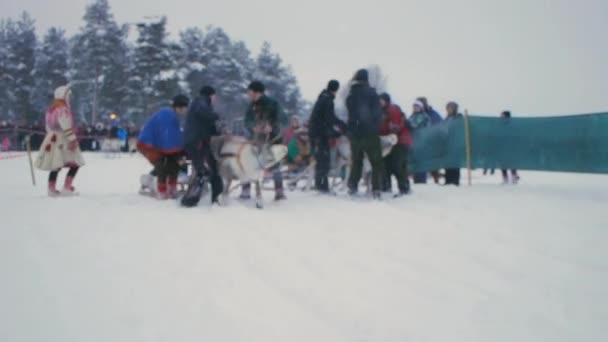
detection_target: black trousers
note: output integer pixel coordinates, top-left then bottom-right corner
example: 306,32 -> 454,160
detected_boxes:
154,154 -> 181,185
348,135 -> 384,192
185,141 -> 223,201
383,145 -> 410,193
49,167 -> 79,182
444,168 -> 461,186
312,137 -> 331,192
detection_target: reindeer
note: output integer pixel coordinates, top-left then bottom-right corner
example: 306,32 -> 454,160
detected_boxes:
211,133 -> 287,209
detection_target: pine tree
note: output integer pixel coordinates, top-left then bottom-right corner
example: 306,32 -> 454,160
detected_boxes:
3,13 -> 37,124
201,28 -> 252,121
32,27 -> 69,116
254,42 -> 305,119
70,0 -> 130,124
177,27 -> 207,98
0,20 -> 12,120
128,16 -> 181,123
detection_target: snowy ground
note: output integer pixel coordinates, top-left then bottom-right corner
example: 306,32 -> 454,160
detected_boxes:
1,152 -> 607,342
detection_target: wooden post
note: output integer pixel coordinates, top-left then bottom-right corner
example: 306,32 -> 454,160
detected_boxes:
464,110 -> 473,186
26,135 -> 36,186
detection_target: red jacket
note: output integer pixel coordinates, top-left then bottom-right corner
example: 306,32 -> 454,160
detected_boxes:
379,105 -> 412,147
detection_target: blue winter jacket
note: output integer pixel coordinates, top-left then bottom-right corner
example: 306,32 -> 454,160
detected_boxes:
427,108 -> 443,125
137,108 -> 184,153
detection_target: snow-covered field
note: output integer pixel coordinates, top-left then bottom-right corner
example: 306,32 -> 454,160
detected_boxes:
1,152 -> 607,342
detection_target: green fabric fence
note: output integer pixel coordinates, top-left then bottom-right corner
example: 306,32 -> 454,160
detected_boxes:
409,112 -> 608,174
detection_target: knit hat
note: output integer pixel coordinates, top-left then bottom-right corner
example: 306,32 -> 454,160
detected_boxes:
172,95 -> 190,108
327,80 -> 340,92
247,81 -> 265,93
200,86 -> 216,97
413,100 -> 425,110
54,85 -> 71,100
353,69 -> 369,83
379,93 -> 391,104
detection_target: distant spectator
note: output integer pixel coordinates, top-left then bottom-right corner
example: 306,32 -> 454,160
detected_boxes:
410,100 -> 431,184
444,102 -> 464,186
417,97 -> 443,125
500,111 -> 520,184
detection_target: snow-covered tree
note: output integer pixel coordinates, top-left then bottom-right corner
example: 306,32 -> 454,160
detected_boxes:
0,20 -> 12,120
177,26 -> 256,122
128,17 -> 181,123
70,0 -> 130,124
32,27 -> 69,116
177,27 -> 206,97
254,42 -> 305,119
201,28 -> 253,120
2,13 -> 37,123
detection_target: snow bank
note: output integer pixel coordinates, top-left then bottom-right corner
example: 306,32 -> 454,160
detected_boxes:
1,153 -> 606,342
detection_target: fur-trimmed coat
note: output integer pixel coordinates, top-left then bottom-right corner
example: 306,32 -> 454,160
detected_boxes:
35,101 -> 85,171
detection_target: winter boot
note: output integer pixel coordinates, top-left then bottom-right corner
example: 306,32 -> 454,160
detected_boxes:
62,176 -> 79,196
167,177 -> 178,199
156,182 -> 169,200
274,187 -> 287,201
239,183 -> 252,200
48,181 -> 61,197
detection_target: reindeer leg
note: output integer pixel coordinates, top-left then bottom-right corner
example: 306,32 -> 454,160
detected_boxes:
255,180 -> 264,209
223,178 -> 232,205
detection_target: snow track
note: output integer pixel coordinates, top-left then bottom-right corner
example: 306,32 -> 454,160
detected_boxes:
1,153 -> 607,341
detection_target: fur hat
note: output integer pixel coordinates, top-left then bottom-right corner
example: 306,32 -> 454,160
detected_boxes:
200,86 -> 216,97
247,81 -> 265,93
327,80 -> 340,92
54,85 -> 71,100
353,69 -> 369,83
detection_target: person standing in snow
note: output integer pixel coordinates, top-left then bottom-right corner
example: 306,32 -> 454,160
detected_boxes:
308,80 -> 346,193
35,86 -> 85,197
409,100 -> 431,184
500,110 -> 521,184
181,86 -> 224,206
417,96 -> 443,183
346,69 -> 385,199
137,95 -> 190,199
444,102 -> 464,186
240,81 -> 288,201
379,93 -> 412,196
417,96 -> 443,125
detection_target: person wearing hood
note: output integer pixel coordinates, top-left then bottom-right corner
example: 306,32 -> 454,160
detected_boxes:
182,86 -> 224,206
283,116 -> 301,145
137,95 -> 190,199
346,69 -> 385,199
417,97 -> 443,125
444,101 -> 464,186
409,100 -> 431,184
379,93 -> 412,196
308,80 -> 346,193
35,85 -> 86,197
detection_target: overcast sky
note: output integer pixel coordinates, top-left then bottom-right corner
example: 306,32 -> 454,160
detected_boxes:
2,0 -> 607,116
